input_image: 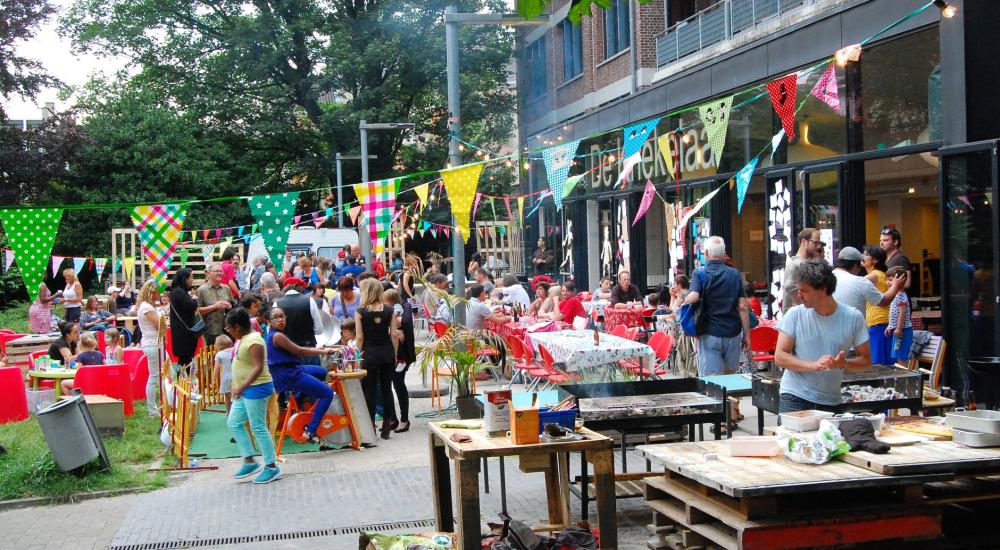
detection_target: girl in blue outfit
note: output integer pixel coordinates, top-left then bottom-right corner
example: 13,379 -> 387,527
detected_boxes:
884,266 -> 913,365
265,307 -> 336,444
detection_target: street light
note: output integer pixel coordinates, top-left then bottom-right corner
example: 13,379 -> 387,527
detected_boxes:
359,119 -> 416,262
445,6 -> 547,321
335,153 -> 377,227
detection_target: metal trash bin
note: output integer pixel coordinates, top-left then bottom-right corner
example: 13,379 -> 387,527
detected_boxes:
36,390 -> 111,472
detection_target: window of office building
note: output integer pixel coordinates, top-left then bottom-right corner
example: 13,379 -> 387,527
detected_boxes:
860,27 -> 941,151
524,37 -> 547,100
561,18 -> 583,82
604,0 -> 631,58
789,63 -> 848,162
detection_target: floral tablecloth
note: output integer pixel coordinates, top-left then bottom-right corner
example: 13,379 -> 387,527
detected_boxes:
487,317 -> 565,341
527,329 -> 654,372
582,300 -> 611,316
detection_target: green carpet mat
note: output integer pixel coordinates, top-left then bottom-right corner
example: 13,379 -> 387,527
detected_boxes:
188,406 -> 320,459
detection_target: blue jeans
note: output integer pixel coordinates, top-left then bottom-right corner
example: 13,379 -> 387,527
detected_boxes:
778,393 -> 839,414
696,334 -> 742,376
228,391 -> 276,466
270,364 -> 333,435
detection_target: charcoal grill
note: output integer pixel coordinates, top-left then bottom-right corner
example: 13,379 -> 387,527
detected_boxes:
753,365 -> 924,434
558,379 -> 727,518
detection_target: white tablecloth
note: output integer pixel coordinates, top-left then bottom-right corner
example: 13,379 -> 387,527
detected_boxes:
582,300 -> 610,316
527,329 -> 654,372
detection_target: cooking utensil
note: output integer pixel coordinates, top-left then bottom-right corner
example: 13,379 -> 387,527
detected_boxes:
952,428 -> 1000,448
946,408 -> 1000,434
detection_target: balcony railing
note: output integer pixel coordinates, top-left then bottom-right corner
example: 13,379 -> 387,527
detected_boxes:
656,0 -> 818,68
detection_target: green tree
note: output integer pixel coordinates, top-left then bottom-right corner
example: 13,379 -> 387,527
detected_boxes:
62,0 -> 517,202
0,0 -> 59,119
516,0 -> 654,24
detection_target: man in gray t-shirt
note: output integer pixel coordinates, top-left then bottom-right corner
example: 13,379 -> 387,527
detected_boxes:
775,260 -> 871,412
781,228 -> 825,313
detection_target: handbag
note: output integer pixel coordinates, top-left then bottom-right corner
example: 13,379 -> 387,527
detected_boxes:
679,268 -> 708,337
171,302 -> 206,337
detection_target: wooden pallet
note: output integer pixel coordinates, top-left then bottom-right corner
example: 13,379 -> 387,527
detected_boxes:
644,475 -> 941,550
838,440 -> 1000,475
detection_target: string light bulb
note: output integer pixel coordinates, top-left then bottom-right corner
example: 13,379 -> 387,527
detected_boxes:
523,161 -> 530,170
933,0 -> 956,18
504,160 -> 513,168
607,154 -> 617,163
682,133 -> 692,144
458,144 -> 465,151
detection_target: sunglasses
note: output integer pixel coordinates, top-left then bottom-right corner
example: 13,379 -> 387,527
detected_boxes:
880,226 -> 899,236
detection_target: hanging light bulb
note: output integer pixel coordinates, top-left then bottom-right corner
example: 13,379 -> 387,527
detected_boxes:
607,154 -> 617,163
504,160 -> 513,168
523,161 -> 531,170
458,144 -> 465,151
933,0 -> 956,18
682,133 -> 693,144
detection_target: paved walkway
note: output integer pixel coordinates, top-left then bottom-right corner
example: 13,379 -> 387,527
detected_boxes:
0,366 -> 773,550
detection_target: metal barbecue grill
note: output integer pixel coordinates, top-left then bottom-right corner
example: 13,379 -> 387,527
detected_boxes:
558,379 -> 727,518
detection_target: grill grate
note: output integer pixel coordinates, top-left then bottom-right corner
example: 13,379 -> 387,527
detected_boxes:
107,519 -> 436,550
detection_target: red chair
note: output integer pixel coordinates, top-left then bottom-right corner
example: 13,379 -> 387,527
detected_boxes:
536,344 -> 578,387
0,331 -> 26,357
625,327 -> 640,341
610,325 -> 627,338
123,348 -> 148,400
0,367 -> 29,423
749,326 -> 779,368
72,363 -> 135,416
431,321 -> 449,339
94,330 -> 107,356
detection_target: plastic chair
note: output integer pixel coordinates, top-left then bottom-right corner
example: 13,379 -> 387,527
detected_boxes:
27,350 -> 56,390
94,330 -> 107,355
72,363 -> 135,416
536,344 -> 576,387
749,326 -> 779,367
0,331 -> 26,356
610,325 -> 628,338
0,367 -> 29,423
123,348 -> 148,400
431,321 -> 450,339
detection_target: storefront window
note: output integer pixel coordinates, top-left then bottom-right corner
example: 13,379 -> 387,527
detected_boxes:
715,94 -> 776,174
727,176 -> 768,289
788,64 -> 847,162
861,27 -> 941,151
943,150 -> 996,359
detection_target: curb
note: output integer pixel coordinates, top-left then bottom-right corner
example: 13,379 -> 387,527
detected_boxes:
0,487 -> 147,512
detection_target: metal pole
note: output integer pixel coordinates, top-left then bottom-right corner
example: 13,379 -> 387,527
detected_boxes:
359,120 -> 372,263
336,153 -> 344,227
446,5 -> 466,323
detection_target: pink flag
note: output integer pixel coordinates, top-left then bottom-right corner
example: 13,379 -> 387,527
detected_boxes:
633,180 -> 657,227
472,193 -> 483,219
294,214 -> 302,226
313,215 -> 326,229
443,227 -> 451,238
349,206 -> 362,225
4,249 -> 14,271
810,65 -> 842,115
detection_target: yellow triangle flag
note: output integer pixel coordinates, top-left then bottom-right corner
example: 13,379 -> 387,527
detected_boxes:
413,183 -> 430,208
657,133 -> 677,180
440,164 -> 484,241
517,197 -> 525,225
122,257 -> 136,282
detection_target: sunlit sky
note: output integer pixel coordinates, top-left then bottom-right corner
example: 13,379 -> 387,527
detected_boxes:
5,0 -> 518,120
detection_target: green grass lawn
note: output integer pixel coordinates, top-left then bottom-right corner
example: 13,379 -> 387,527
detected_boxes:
0,301 -> 31,334
0,404 -> 170,501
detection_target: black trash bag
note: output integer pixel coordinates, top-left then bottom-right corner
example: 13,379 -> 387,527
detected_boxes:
839,419 -> 890,454
553,526 -> 596,549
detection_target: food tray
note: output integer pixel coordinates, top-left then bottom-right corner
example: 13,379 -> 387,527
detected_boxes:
952,428 -> 1000,448
945,409 -> 1000,434
779,410 -> 833,432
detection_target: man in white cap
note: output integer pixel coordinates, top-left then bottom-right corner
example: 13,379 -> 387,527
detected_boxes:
832,246 -> 904,317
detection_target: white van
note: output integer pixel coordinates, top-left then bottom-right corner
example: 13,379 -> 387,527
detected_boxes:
247,228 -> 359,262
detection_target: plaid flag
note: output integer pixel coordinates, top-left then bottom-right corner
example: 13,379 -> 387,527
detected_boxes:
130,204 -> 188,289
353,178 -> 400,252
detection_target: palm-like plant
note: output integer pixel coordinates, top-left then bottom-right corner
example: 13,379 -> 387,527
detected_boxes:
416,278 -> 506,398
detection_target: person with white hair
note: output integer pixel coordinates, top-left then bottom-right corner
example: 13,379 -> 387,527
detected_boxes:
493,274 -> 531,309
682,236 -> 751,378
259,272 -> 282,304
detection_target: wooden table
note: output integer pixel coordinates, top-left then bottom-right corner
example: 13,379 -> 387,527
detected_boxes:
838,439 -> 1000,475
114,316 -> 138,333
639,441 -> 945,549
6,333 -> 58,372
428,422 -> 617,549
28,368 -> 77,396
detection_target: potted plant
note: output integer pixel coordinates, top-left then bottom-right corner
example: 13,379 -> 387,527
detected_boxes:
417,282 -> 506,419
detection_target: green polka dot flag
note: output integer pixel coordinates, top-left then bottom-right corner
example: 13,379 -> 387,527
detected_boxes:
248,192 -> 300,269
0,208 -> 64,299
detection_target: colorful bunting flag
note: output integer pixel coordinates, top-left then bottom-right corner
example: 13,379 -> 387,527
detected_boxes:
51,256 -> 66,277
4,249 -> 14,272
472,193 -> 483,219
114,259 -> 121,274
313,215 -> 326,229
633,180 -> 657,227
349,205 -> 362,225
201,243 -> 216,263
622,118 -> 661,160
767,74 -> 798,141
699,95 -> 734,166
563,173 -> 585,198
238,226 -> 245,237
353,177 -> 399,252
130,204 -> 188,288
735,157 -> 760,214
413,183 -> 430,208
614,153 -> 643,188
219,237 -> 233,255
679,185 -> 723,229
810,65 -> 842,115
443,227 -> 451,239
770,129 -> 786,162
516,197 -> 525,225
178,248 -> 190,268
541,139 -> 581,211
0,208 -> 63,298
657,132 -> 680,181
440,164 -> 484,242
72,257 -> 87,276
122,257 -> 136,282
248,192 -> 300,269
525,190 -> 553,219
834,44 -> 861,66
94,258 -> 108,280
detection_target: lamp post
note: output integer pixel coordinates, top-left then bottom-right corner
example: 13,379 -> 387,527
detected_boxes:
335,153 -> 377,227
359,120 -> 415,262
444,6 -> 547,322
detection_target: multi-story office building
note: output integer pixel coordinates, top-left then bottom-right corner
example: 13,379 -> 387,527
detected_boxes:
515,0 -> 999,365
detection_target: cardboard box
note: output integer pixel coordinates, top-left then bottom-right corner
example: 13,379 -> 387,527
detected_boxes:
59,394 -> 125,437
483,389 -> 512,435
509,407 -> 539,445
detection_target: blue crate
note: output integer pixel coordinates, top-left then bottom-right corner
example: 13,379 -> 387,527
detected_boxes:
538,408 -> 577,433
